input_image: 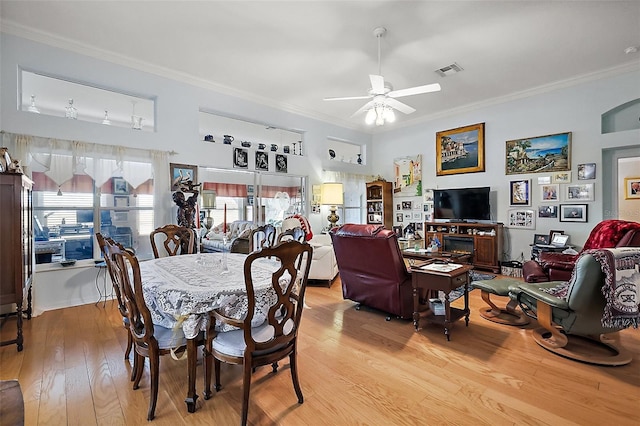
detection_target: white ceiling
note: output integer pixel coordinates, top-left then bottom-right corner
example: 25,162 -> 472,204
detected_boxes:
2,1 -> 639,132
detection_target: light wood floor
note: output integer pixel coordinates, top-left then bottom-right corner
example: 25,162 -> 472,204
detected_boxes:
2,276 -> 639,426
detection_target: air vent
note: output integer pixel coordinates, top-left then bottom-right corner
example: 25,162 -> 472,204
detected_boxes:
435,63 -> 463,77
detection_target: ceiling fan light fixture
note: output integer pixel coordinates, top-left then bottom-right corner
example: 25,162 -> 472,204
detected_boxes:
384,106 -> 396,123
365,108 -> 377,125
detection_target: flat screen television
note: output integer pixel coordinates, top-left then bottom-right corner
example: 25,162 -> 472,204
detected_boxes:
433,187 -> 491,222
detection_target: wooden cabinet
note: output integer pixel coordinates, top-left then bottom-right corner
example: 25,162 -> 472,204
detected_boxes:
366,180 -> 393,229
424,221 -> 503,273
0,174 -> 33,351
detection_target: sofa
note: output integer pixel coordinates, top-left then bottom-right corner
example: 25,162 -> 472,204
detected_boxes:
330,224 -> 413,319
201,220 -> 256,253
307,234 -> 338,286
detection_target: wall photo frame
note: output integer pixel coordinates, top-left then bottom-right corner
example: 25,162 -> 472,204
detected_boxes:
275,154 -> 288,173
552,171 -> 571,183
114,195 -> 129,209
509,179 -> 531,206
624,177 -> 640,199
255,151 -> 269,171
112,177 -> 129,195
505,132 -> 571,175
560,204 -> 588,222
393,154 -> 422,196
564,183 -> 594,201
577,163 -> 596,180
233,147 -> 249,169
170,163 -> 197,191
507,209 -> 536,229
540,184 -> 559,202
538,205 -> 558,218
436,122 -> 485,176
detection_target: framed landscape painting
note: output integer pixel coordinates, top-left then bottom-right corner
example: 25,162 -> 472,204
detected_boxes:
436,123 -> 485,176
505,132 -> 571,175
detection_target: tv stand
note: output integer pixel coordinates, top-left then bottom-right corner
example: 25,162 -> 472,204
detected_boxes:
424,221 -> 503,273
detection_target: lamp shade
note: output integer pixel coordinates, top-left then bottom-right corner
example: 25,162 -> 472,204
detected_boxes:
321,182 -> 344,205
201,190 -> 217,209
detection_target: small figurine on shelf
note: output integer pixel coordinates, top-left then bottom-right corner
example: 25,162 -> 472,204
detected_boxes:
427,236 -> 441,252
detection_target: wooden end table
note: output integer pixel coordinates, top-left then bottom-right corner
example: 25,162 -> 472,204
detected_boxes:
410,263 -> 473,340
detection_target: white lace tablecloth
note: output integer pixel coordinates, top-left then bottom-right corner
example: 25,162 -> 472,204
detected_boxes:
139,253 -> 279,339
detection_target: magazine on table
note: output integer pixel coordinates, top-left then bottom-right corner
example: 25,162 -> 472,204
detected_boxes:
420,263 -> 463,272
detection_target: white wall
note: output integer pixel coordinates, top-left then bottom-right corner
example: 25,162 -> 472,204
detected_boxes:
371,70 -> 640,261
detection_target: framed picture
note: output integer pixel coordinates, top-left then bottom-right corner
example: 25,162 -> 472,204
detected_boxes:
577,163 -> 596,180
533,234 -> 550,245
560,204 -> 588,222
233,147 -> 249,169
113,212 -> 128,222
255,151 -> 269,171
401,201 -> 412,210
505,132 -> 571,175
507,209 -> 536,229
114,195 -> 129,209
392,225 -> 403,237
396,213 -> 403,223
436,122 -> 485,176
112,177 -> 129,195
538,205 -> 558,218
552,171 -> 571,183
170,163 -> 197,191
412,211 -> 422,221
549,229 -> 564,241
564,183 -> 594,201
393,154 -> 422,196
275,154 -> 288,173
510,179 -> 531,206
537,176 -> 551,185
624,177 -> 640,199
540,184 -> 559,202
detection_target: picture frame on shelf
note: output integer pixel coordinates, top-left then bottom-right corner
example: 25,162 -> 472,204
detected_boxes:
505,132 -> 571,175
533,234 -> 550,245
577,163 -> 596,180
436,122 -> 485,176
564,183 -> 594,201
560,204 -> 588,222
170,163 -> 197,191
112,177 -> 129,195
392,225 -> 403,237
538,205 -> 558,218
507,209 -> 536,229
624,177 -> 640,199
509,179 -> 531,206
114,195 -> 129,210
540,183 -> 559,202
549,229 -> 564,241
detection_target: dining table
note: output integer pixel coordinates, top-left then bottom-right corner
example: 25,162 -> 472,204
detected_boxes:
139,251 -> 280,413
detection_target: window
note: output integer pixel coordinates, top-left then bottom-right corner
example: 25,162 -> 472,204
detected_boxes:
32,158 -> 156,264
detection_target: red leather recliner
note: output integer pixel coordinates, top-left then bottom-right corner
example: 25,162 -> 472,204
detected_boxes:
330,224 -> 413,319
523,220 -> 640,283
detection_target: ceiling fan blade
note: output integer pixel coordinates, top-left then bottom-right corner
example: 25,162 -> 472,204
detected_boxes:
386,98 -> 416,115
324,95 -> 372,101
388,83 -> 441,98
369,74 -> 385,94
351,100 -> 375,117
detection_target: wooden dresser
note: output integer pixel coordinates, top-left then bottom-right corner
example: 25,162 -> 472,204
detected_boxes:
0,173 -> 34,351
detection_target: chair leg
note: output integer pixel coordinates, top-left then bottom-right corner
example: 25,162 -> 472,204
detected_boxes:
130,349 -> 138,382
132,353 -> 144,389
535,301 -> 569,348
478,291 -> 530,326
241,361 -> 253,426
203,344 -> 213,399
124,331 -> 132,359
289,352 -> 304,404
147,353 -> 159,421
214,359 -> 222,392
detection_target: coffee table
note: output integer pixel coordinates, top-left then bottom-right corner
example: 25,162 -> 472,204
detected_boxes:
410,262 -> 474,340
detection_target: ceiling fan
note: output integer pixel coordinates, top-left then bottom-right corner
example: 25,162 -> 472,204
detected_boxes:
323,27 -> 441,125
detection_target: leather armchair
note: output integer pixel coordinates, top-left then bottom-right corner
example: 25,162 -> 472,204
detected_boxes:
523,220 -> 640,283
511,248 -> 640,365
330,224 -> 413,319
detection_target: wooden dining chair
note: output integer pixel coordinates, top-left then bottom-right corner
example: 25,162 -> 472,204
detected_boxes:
277,227 -> 306,244
150,224 -> 196,258
104,238 -> 205,421
249,224 -> 276,252
96,233 -> 135,375
206,240 -> 313,426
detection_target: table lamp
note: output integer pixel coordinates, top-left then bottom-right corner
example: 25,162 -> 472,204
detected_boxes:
321,182 -> 344,230
201,190 -> 216,231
